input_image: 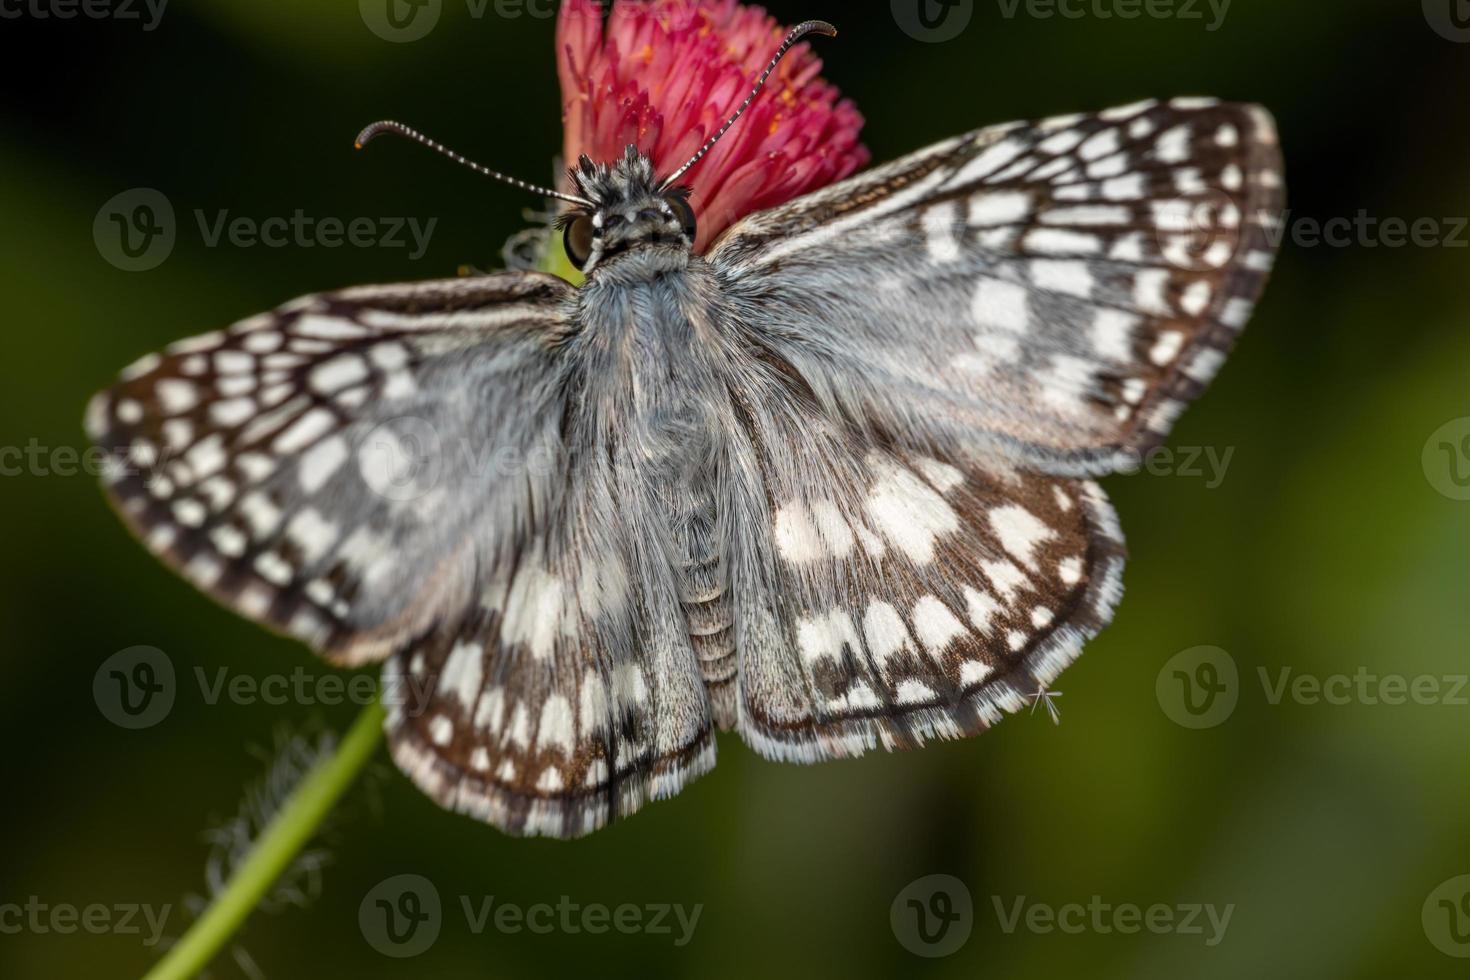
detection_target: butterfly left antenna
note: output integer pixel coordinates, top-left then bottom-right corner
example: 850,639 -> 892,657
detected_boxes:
355,120 -> 595,208
659,19 -> 838,191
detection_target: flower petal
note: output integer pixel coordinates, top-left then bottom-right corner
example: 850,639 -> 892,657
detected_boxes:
556,0 -> 869,251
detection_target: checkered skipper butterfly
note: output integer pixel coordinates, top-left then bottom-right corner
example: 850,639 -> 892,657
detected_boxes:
86,20 -> 1284,837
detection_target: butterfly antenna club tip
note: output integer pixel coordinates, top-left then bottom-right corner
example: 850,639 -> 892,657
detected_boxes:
354,120 -> 395,150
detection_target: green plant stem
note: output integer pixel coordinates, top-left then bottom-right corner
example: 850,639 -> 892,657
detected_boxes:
142,699 -> 386,980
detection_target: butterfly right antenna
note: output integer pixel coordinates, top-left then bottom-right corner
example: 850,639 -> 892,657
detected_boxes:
658,19 -> 838,191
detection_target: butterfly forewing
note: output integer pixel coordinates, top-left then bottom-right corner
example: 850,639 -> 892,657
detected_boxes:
87,273 -> 574,666
711,98 -> 1285,475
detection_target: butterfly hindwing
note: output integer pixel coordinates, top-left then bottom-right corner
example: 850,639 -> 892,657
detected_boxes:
383,510 -> 716,838
720,375 -> 1125,761
711,98 -> 1285,475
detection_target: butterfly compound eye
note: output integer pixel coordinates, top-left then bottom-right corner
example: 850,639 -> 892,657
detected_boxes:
564,214 -> 595,270
668,195 -> 698,243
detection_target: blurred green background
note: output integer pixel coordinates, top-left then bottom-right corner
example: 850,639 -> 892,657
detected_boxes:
3,0 -> 1469,976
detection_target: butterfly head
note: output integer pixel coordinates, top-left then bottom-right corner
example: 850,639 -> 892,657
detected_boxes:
558,147 -> 698,273
354,20 -> 835,281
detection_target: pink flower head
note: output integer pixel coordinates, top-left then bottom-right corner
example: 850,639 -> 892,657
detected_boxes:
557,0 -> 870,252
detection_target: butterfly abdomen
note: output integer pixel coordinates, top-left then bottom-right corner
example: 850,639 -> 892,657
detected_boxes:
674,482 -> 738,729
644,398 -> 737,727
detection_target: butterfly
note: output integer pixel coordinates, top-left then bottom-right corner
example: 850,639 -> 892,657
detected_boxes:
86,20 -> 1284,837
